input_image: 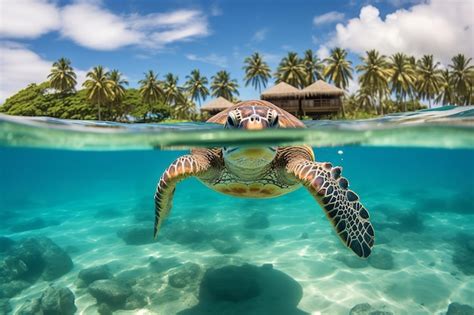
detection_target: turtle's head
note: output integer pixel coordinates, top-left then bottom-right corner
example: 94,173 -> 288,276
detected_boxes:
224,105 -> 279,130
223,104 -> 279,169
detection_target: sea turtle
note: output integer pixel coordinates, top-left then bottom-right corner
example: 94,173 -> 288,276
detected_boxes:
154,100 -> 375,257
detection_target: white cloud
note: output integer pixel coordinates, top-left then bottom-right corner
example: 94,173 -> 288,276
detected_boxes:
0,0 -> 210,51
0,43 -> 51,102
322,0 -> 473,63
60,3 -> 210,50
251,28 -> 268,43
60,3 -> 141,50
0,0 -> 61,38
316,45 -> 330,60
313,11 -> 345,25
186,53 -> 227,67
0,43 -> 87,103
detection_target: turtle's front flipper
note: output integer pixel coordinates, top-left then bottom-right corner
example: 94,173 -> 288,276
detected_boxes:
286,158 -> 375,258
154,148 -> 221,238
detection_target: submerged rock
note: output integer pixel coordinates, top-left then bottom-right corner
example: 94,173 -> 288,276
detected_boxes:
349,303 -> 372,315
368,249 -> 394,270
179,263 -> 306,315
201,264 -> 261,302
243,212 -> 270,229
36,237 -> 74,280
337,255 -> 369,269
0,298 -> 11,314
165,222 -> 208,245
10,217 -> 47,233
97,303 -> 113,315
1,238 -> 45,282
0,237 -> 15,253
40,286 -> 77,315
124,291 -> 148,310
211,238 -> 240,254
16,298 -> 42,315
452,234 -> 474,276
168,263 -> 201,289
117,225 -> 156,245
349,303 -> 393,315
77,264 -> 113,287
148,257 -> 180,273
0,280 -> 30,298
89,279 -> 133,308
2,237 -> 72,282
447,302 -> 474,315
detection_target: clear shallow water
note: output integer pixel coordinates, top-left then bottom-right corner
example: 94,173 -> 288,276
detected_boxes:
0,106 -> 473,315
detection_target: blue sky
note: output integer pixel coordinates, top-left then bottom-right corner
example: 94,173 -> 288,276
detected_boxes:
0,0 -> 472,103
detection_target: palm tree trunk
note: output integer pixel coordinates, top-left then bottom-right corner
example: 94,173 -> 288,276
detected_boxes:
97,101 -> 101,120
379,92 -> 384,116
428,98 -> 432,109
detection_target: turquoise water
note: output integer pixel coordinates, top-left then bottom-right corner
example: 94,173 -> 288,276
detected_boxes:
0,106 -> 473,314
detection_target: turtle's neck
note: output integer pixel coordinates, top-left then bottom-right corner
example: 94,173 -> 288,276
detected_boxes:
224,158 -> 273,181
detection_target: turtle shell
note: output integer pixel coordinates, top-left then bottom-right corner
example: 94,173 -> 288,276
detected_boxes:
206,100 -> 305,128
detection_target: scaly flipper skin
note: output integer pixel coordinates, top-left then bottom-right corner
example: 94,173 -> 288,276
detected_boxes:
280,146 -> 375,258
154,148 -> 222,238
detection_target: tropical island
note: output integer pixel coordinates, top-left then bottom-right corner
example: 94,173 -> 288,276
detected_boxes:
0,49 -> 472,122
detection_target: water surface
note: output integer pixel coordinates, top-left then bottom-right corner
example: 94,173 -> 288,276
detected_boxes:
0,106 -> 473,314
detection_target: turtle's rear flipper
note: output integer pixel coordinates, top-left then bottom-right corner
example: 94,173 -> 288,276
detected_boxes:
287,160 -> 375,258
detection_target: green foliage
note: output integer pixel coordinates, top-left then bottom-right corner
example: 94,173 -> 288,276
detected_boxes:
1,84 -> 170,122
275,52 -> 306,88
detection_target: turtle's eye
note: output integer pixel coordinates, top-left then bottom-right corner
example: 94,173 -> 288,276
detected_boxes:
226,112 -> 238,128
267,110 -> 279,127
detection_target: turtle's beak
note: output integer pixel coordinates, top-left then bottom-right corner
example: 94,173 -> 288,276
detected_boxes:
239,114 -> 269,130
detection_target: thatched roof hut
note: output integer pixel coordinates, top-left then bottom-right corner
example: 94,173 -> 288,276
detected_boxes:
301,80 -> 344,97
260,80 -> 343,118
201,97 -> 234,113
260,82 -> 301,100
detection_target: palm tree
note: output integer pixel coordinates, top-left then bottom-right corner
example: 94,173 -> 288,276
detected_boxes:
162,73 -> 181,106
388,53 -> 416,112
210,71 -> 240,100
449,54 -> 474,105
407,56 -> 419,103
185,69 -> 209,107
416,55 -> 443,108
243,52 -> 272,93
302,49 -> 323,87
47,57 -> 77,93
275,52 -> 306,88
174,92 -> 197,120
108,69 -> 128,120
323,48 -> 353,117
436,69 -> 455,106
82,66 -> 114,120
356,87 -> 375,113
138,70 -> 163,107
323,47 -> 353,90
356,50 -> 391,115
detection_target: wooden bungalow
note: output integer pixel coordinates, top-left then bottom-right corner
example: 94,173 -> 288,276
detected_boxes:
261,80 -> 344,119
260,82 -> 301,116
200,97 -> 234,115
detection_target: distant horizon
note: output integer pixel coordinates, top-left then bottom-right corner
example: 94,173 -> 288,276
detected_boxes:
1,0 -> 472,104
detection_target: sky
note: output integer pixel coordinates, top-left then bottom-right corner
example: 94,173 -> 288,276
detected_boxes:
0,0 -> 472,104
